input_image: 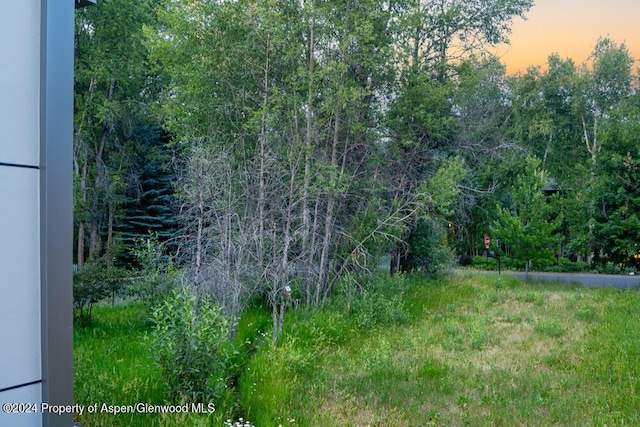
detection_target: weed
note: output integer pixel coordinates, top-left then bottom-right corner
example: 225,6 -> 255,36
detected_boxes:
150,287 -> 231,403
575,306 -> 597,321
418,358 -> 450,380
350,291 -> 409,329
74,302 -> 236,426
534,318 -> 566,338
76,273 -> 640,426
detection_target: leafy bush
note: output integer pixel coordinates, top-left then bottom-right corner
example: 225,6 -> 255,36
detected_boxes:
596,262 -> 622,275
552,258 -> 588,273
405,218 -> 456,273
127,233 -> 178,307
73,261 -> 130,326
471,255 -> 497,270
150,286 -> 231,403
128,270 -> 178,308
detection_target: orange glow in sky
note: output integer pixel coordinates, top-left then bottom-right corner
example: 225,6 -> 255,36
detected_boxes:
495,0 -> 640,74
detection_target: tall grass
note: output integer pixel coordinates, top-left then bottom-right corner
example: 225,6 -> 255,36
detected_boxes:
74,301 -> 237,427
239,272 -> 640,426
75,273 -> 640,426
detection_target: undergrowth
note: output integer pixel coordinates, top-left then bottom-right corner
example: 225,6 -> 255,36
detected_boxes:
238,271 -> 640,426
76,272 -> 640,426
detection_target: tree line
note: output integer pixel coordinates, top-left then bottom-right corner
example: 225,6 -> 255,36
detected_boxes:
73,0 -> 639,332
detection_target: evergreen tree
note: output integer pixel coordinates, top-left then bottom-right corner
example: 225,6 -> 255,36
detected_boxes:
117,125 -> 177,262
491,156 -> 562,269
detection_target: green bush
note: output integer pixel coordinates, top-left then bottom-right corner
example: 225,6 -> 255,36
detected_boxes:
328,272 -> 412,329
596,262 -> 622,275
406,218 -> 456,273
73,261 -> 130,326
554,258 -> 588,273
151,286 -> 231,403
127,233 -> 178,307
471,255 -> 498,270
127,271 -> 178,307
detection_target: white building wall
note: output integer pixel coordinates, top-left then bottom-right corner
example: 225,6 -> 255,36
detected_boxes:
0,384 -> 42,427
0,0 -> 41,166
0,169 -> 41,386
0,0 -> 43,425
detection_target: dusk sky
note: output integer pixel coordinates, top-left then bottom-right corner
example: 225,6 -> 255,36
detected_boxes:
495,0 -> 640,74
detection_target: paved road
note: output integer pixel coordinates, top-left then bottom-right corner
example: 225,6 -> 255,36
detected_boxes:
483,270 -> 640,289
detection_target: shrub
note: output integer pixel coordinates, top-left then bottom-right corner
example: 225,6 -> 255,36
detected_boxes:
151,286 -> 231,403
350,291 -> 409,329
73,261 -> 129,326
127,233 -> 178,307
128,270 -> 178,308
405,218 -> 456,273
471,255 -> 497,270
554,257 -> 588,273
596,262 -> 622,275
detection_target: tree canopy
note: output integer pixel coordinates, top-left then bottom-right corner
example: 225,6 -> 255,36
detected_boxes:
73,0 -> 640,325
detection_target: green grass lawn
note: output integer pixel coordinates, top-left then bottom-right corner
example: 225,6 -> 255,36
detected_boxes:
74,302 -> 160,427
74,302 -> 233,427
75,272 -> 640,426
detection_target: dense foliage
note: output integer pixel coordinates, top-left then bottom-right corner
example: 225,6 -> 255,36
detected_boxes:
490,156 -> 562,269
72,3 -> 640,424
73,0 -> 639,340
151,287 -> 231,403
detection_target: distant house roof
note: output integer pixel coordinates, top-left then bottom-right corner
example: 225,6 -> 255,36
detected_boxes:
543,177 -> 561,195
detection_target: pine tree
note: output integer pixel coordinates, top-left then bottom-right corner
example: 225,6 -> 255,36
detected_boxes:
491,156 -> 562,269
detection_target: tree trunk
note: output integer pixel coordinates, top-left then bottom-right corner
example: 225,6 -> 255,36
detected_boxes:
258,34 -> 270,264
306,195 -> 321,306
272,299 -> 279,345
195,173 -> 204,276
302,11 -> 315,306
582,114 -> 599,253
88,79 -> 115,261
107,198 -> 114,264
77,157 -> 89,269
316,106 -> 341,305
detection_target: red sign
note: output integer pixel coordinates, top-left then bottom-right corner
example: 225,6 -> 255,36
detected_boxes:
484,236 -> 490,248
